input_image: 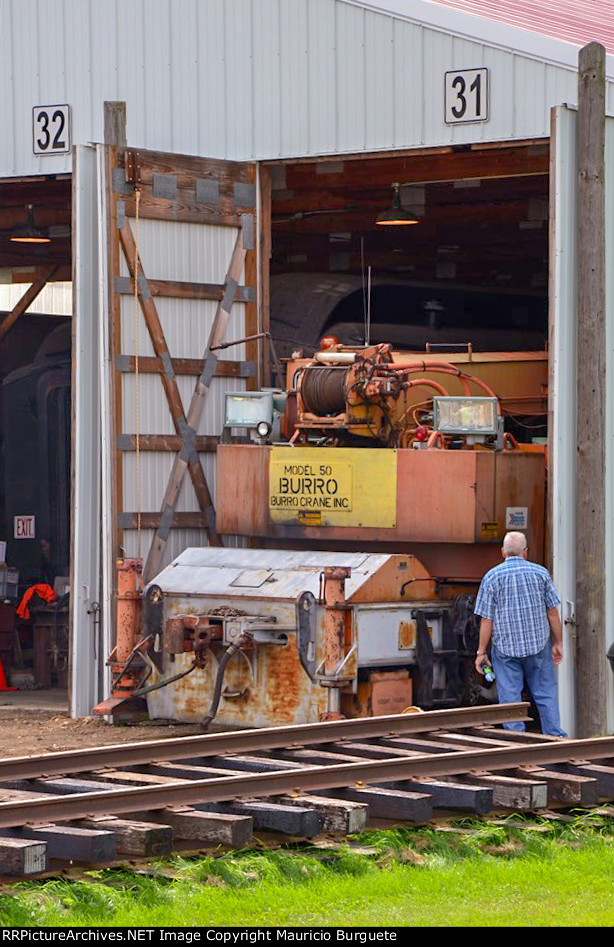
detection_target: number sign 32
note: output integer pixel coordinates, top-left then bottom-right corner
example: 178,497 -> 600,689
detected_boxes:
32,105 -> 71,155
444,69 -> 488,124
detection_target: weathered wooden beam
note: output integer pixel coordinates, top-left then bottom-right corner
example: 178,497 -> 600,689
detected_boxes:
117,435 -> 219,453
322,786 -> 433,823
115,355 -> 255,378
274,748 -> 365,766
549,761 -> 614,796
3,825 -> 116,862
201,755 -> 302,773
0,838 -> 47,876
120,193 -> 242,228
104,101 -> 127,148
463,728 -> 559,744
0,265 -> 58,342
576,40 -> 608,737
388,778 -> 494,814
511,767 -> 599,806
196,801 -> 320,837
144,766 -> 323,835
276,795 -> 368,835
91,769 -> 183,786
72,816 -> 173,857
115,277 -> 253,303
324,741 -> 422,760
118,512 -> 215,530
374,736 -> 459,755
455,773 -> 548,809
129,808 -> 253,847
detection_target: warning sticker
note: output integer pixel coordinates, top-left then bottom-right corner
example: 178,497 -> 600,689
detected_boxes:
481,521 -> 500,541
506,506 -> 528,530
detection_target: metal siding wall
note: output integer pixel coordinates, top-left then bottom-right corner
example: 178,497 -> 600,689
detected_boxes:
197,0 -> 227,158
2,0 -> 614,174
392,18 -> 424,147
116,210 -> 247,568
336,0 -> 366,152
280,0 -> 310,157
224,0 -> 254,160
142,0 -> 173,155
549,105 -> 577,737
307,0 -> 337,155
365,12 -> 395,151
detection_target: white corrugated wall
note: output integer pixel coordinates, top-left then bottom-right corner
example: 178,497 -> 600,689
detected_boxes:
116,214 -> 248,569
0,0 -> 608,176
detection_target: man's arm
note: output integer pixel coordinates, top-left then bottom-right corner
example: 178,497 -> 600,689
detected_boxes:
547,606 -> 563,665
474,618 -> 493,674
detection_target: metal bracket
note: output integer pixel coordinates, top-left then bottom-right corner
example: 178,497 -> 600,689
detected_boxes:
125,151 -> 142,185
315,642 -> 357,683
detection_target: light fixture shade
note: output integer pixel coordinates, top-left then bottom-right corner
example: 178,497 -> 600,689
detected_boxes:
376,183 -> 420,226
9,205 -> 51,244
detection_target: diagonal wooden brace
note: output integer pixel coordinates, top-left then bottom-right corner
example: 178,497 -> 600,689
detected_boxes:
118,221 -> 221,555
143,228 -> 248,581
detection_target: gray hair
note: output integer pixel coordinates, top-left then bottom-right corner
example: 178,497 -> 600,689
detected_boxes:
502,531 -> 528,556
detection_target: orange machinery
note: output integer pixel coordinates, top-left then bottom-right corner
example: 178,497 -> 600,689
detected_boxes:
98,343 -> 550,724
217,343 -> 548,581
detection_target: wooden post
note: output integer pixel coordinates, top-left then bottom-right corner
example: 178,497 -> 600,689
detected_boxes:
576,42 -> 607,736
104,101 -> 127,148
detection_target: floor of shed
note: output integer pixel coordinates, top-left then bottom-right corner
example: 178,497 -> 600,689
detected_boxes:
0,689 -> 204,759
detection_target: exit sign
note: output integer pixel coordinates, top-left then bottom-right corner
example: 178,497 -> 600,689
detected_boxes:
14,515 -> 35,539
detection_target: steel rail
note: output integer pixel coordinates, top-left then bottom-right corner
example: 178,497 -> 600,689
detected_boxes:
1,734 -> 614,829
0,703 -> 529,782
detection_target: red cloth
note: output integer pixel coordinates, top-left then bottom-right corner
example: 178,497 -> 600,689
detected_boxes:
16,583 -> 56,620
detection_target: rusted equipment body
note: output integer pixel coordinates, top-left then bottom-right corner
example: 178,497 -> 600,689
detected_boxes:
137,548 -> 476,726
96,343 -> 550,726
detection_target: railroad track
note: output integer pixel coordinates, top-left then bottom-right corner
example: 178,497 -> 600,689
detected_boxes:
1,702 -> 614,878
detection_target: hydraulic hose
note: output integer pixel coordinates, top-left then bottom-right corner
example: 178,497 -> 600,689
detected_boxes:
132,661 -> 197,697
201,633 -> 252,729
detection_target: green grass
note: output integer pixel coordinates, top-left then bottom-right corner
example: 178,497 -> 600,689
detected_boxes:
2,813 -> 614,927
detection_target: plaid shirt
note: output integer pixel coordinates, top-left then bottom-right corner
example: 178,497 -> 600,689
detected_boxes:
474,557 -> 561,657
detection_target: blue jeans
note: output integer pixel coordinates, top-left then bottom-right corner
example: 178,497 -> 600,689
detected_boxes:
491,641 -> 567,737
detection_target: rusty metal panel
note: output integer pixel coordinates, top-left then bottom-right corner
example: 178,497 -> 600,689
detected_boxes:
216,444 -> 269,536
396,450 -> 479,543
494,451 -> 546,561
216,443 -> 549,549
371,670 -> 413,717
145,634 -> 329,727
355,605 -> 419,666
151,547 -> 394,603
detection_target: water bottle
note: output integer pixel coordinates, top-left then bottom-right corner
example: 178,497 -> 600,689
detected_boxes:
482,663 -> 495,684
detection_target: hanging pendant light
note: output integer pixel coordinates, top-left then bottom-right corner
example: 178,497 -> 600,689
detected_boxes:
10,205 -> 51,244
376,183 -> 420,226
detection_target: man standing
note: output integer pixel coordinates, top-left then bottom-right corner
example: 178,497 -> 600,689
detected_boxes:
474,530 -> 567,736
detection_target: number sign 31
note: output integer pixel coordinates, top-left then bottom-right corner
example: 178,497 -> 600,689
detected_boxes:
32,104 -> 71,155
445,69 -> 488,124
